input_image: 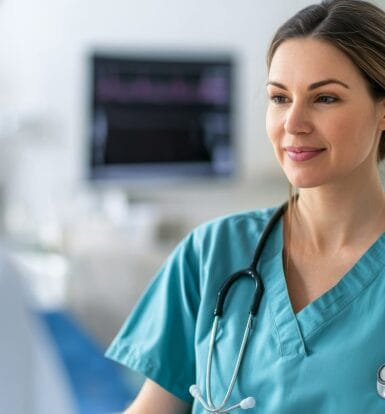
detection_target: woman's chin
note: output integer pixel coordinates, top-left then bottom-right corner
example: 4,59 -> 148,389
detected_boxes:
285,173 -> 326,189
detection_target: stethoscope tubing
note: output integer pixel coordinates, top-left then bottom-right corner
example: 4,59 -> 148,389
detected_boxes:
205,314 -> 254,411
191,202 -> 289,413
250,202 -> 289,270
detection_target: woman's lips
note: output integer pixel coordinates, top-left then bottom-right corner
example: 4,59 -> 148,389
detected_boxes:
284,146 -> 326,162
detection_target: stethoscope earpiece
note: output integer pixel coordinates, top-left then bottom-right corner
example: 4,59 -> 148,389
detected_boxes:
189,384 -> 256,412
239,397 -> 256,409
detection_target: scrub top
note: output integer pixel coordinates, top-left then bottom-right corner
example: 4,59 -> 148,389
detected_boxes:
106,207 -> 385,413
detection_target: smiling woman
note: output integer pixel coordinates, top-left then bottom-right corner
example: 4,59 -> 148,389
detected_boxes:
105,1 -> 385,413
264,0 -> 385,318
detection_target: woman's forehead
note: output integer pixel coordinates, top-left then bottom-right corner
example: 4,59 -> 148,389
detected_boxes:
268,38 -> 363,88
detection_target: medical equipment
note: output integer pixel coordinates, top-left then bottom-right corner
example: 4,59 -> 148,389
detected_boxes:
377,364 -> 385,398
189,202 -> 288,413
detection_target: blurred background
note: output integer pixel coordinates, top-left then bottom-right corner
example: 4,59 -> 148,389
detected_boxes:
1,0 -> 384,413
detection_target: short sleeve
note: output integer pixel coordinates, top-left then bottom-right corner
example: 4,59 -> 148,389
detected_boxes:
105,232 -> 201,403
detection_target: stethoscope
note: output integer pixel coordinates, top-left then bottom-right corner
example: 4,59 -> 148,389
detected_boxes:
188,200 -> 385,413
189,202 -> 287,413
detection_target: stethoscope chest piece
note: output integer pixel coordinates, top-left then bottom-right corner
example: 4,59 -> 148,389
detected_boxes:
377,364 -> 385,398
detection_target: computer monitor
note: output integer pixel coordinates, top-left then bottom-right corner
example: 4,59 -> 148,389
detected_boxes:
88,52 -> 235,182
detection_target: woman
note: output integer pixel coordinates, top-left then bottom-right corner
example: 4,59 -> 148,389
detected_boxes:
106,0 -> 385,412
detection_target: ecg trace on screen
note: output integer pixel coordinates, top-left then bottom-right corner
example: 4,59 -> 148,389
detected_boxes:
96,72 -> 229,105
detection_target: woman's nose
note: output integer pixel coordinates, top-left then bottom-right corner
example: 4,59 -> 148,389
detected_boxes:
284,102 -> 312,135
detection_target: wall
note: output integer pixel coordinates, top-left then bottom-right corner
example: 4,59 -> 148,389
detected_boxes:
0,0 -> 316,235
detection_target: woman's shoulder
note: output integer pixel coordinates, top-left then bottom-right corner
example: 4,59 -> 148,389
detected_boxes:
189,206 -> 280,245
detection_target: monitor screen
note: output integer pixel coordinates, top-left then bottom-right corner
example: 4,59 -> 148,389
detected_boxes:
88,52 -> 235,182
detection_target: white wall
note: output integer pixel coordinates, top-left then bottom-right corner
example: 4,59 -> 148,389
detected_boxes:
0,0 -> 316,229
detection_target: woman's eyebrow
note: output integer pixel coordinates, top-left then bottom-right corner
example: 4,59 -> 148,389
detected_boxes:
266,78 -> 350,90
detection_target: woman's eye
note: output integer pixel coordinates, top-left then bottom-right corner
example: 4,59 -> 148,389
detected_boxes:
316,95 -> 338,104
270,95 -> 289,104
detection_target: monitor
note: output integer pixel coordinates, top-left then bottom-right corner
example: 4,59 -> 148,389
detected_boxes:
88,52 -> 235,182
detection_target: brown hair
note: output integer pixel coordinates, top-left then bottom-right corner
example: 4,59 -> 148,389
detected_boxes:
267,0 -> 385,160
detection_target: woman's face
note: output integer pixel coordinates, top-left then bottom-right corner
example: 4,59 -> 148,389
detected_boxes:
266,37 -> 385,189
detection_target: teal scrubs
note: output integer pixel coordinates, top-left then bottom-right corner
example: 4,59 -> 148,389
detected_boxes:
106,207 -> 385,412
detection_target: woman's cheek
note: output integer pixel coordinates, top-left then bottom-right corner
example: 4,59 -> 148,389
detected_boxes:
266,113 -> 282,152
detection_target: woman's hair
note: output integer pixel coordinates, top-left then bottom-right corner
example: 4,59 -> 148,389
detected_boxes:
266,0 -> 385,160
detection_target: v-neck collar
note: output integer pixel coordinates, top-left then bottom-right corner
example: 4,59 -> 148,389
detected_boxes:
258,213 -> 385,357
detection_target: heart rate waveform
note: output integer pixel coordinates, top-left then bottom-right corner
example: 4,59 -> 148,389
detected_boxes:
96,73 -> 229,105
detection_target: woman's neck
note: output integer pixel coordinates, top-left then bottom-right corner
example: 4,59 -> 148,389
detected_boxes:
291,170 -> 385,253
